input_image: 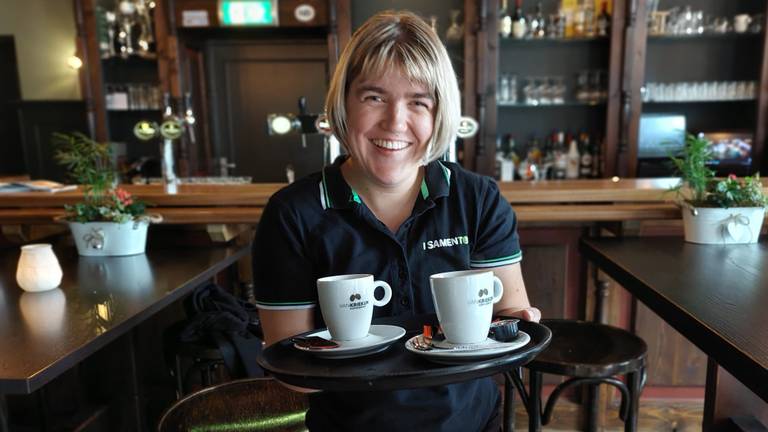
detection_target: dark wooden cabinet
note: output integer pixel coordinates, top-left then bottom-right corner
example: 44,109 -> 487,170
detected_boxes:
474,0 -> 625,177
623,0 -> 768,178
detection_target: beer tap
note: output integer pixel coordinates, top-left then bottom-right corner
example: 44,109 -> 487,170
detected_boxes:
133,93 -> 186,194
183,92 -> 196,146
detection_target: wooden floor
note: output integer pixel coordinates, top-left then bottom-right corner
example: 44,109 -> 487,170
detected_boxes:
509,398 -> 703,431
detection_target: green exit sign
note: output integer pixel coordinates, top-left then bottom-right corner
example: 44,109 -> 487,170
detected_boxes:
219,0 -> 277,26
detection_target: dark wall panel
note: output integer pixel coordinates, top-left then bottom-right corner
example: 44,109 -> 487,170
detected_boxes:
0,36 -> 23,175
206,40 -> 328,182
17,101 -> 88,182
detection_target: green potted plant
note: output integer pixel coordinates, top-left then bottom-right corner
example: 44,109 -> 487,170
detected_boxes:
53,132 -> 158,256
670,133 -> 767,244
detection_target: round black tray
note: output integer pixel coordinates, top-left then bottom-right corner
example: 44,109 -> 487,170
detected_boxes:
257,314 -> 551,392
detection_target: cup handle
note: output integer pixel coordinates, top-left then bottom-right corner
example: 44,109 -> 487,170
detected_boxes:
372,280 -> 392,307
492,276 -> 504,304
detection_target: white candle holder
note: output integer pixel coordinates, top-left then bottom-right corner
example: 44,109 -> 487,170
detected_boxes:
16,244 -> 63,292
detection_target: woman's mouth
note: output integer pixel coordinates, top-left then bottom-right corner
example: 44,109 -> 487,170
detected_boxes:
370,139 -> 410,151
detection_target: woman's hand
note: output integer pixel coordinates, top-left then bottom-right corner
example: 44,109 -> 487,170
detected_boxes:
496,306 -> 542,323
490,263 -> 540,322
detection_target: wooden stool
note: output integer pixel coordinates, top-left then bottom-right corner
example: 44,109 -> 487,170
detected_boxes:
157,377 -> 308,432
509,319 -> 647,432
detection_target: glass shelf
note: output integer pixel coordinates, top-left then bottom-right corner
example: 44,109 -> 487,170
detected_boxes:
642,99 -> 756,105
500,36 -> 609,45
648,32 -> 762,42
107,109 -> 162,113
102,53 -> 158,63
498,101 -> 606,108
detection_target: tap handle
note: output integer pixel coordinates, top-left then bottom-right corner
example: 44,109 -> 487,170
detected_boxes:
163,92 -> 173,117
183,91 -> 196,124
184,92 -> 193,112
298,96 -> 308,115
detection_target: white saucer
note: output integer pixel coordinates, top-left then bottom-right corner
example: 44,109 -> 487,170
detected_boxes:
293,324 -> 406,359
405,331 -> 531,364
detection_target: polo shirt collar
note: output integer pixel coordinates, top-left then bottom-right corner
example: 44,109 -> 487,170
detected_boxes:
319,156 -> 452,210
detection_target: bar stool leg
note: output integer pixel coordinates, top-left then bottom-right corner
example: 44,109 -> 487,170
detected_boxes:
173,354 -> 184,398
1,394 -> 9,432
503,372 -> 515,432
624,371 -> 642,432
528,371 -> 543,432
586,384 -> 599,432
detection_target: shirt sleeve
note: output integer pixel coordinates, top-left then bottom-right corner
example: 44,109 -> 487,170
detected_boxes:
252,196 -> 317,310
469,178 -> 522,268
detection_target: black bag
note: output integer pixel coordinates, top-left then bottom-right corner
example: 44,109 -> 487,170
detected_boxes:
180,283 -> 265,378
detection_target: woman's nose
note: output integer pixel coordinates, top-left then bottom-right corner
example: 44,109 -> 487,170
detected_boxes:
381,102 -> 408,132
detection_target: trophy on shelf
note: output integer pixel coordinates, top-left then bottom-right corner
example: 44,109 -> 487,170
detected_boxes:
134,0 -> 156,54
116,0 -> 137,58
100,0 -> 156,59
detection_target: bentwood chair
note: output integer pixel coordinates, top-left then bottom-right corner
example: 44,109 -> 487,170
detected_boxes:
506,319 -> 647,432
157,377 -> 309,432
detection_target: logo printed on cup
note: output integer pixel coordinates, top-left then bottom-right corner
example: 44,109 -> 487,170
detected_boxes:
472,288 -> 494,306
343,293 -> 368,310
430,269 -> 504,344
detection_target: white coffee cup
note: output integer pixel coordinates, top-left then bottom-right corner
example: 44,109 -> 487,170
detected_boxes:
734,14 -> 752,33
430,270 -> 503,344
317,274 -> 392,341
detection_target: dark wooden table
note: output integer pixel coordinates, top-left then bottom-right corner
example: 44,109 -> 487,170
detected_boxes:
0,243 -> 249,431
580,237 -> 768,431
258,314 -> 551,391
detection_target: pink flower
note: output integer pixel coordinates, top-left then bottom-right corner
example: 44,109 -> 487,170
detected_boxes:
728,174 -> 738,180
114,188 -> 133,206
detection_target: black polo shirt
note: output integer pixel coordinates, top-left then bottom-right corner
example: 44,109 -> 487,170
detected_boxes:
253,156 -> 522,431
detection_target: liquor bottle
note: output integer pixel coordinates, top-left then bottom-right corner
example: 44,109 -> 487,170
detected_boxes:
582,0 -> 595,37
534,2 -> 546,38
591,136 -> 602,178
540,135 -> 554,179
572,0 -> 585,37
499,0 -> 513,38
500,135 -> 517,181
579,133 -> 593,178
512,0 -> 528,39
505,134 -> 521,166
553,131 -> 567,179
566,137 -> 580,179
499,74 -> 511,103
527,138 -> 542,167
495,137 -> 504,180
529,2 -> 546,38
596,0 -> 611,37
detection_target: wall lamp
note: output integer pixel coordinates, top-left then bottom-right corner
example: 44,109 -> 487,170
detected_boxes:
67,55 -> 83,70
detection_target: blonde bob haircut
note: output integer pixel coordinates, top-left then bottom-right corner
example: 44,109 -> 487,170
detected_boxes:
325,10 -> 461,164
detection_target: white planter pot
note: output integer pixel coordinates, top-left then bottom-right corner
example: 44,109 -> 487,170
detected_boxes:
682,206 -> 766,244
69,220 -> 149,256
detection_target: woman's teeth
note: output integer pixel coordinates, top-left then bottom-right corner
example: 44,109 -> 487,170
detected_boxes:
371,139 -> 409,150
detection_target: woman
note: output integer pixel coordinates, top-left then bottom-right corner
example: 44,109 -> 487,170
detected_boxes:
253,10 -> 540,431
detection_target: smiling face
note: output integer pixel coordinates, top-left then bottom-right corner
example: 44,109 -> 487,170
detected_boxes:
344,67 -> 435,188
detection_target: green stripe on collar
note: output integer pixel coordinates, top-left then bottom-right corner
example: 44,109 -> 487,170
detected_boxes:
350,189 -> 362,203
438,161 -> 452,185
321,168 -> 333,208
420,178 -> 429,199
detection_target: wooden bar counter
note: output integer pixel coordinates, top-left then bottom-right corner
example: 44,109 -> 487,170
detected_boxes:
0,178 -> 690,226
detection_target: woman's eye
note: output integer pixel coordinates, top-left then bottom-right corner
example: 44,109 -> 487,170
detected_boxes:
364,95 -> 383,102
